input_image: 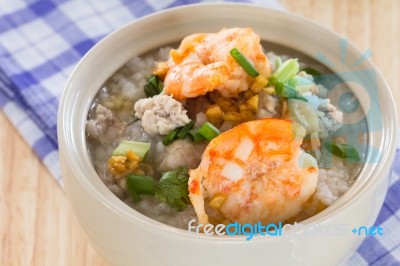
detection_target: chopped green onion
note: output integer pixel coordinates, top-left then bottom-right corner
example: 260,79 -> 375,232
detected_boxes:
112,140 -> 150,160
127,175 -> 156,202
302,67 -> 321,77
269,58 -> 299,85
267,59 -> 307,102
275,82 -> 307,102
165,121 -> 220,144
324,141 -> 360,161
198,122 -> 221,141
188,128 -> 207,143
230,48 -> 259,78
177,121 -> 195,139
155,167 -> 190,211
287,76 -> 298,88
162,128 -> 179,146
162,121 -> 195,146
144,74 -> 163,97
275,57 -> 282,69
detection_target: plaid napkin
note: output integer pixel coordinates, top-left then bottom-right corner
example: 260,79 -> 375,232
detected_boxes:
0,0 -> 399,265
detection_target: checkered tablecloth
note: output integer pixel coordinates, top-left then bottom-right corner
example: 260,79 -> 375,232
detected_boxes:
0,1 -> 399,265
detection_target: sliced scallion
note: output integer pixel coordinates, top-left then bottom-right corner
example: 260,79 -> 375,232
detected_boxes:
112,140 -> 150,160
144,74 -> 163,97
324,141 -> 360,161
177,120 -> 195,139
127,175 -> 156,202
230,48 -> 259,78
162,128 -> 179,146
188,128 -> 207,143
269,58 -> 299,85
164,122 -> 220,144
275,56 -> 282,70
198,122 -> 221,141
275,82 -> 307,102
162,121 -> 195,145
287,76 -> 298,88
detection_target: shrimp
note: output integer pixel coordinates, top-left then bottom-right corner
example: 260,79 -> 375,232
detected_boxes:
163,27 -> 271,100
188,118 -> 318,225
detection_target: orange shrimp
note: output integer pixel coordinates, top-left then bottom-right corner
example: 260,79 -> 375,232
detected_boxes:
188,118 -> 318,225
163,27 -> 271,100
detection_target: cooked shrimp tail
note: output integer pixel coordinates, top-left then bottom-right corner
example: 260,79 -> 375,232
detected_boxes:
163,28 -> 271,100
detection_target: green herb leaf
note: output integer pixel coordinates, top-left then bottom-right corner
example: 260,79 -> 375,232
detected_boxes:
112,140 -> 150,160
144,74 -> 163,97
230,48 -> 259,78
155,167 -> 190,211
127,175 -> 156,202
324,141 -> 360,161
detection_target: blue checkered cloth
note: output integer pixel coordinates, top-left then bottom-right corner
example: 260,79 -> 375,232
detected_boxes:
0,1 -> 399,265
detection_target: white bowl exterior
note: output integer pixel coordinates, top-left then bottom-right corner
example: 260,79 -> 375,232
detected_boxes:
60,157 -> 391,266
58,3 -> 397,266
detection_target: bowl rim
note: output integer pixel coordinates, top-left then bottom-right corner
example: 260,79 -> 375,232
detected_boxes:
58,2 -> 398,242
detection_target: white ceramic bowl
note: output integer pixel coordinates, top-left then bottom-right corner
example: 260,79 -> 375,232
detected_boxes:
58,3 -> 397,266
